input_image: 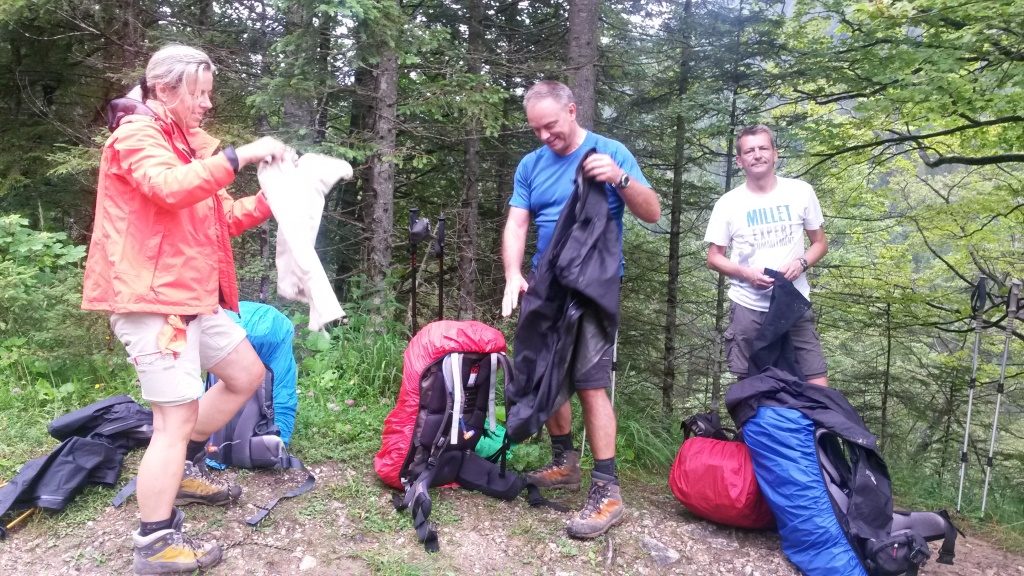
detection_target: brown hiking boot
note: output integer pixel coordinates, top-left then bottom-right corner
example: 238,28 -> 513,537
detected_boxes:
525,449 -> 582,491
133,507 -> 223,574
175,459 -> 241,507
566,471 -> 625,539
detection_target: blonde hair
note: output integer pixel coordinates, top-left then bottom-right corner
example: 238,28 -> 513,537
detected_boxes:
143,44 -> 215,110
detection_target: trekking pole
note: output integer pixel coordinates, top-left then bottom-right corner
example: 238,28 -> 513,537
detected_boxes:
408,208 -> 431,335
433,214 -> 446,321
410,207 -> 420,335
581,330 -> 618,459
957,275 -> 987,511
981,280 -> 1020,514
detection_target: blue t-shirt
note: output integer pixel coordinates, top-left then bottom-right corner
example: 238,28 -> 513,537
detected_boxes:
510,131 -> 650,271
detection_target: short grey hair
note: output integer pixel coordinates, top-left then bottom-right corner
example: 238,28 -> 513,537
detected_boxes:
144,44 -> 215,104
736,124 -> 776,154
523,80 -> 575,110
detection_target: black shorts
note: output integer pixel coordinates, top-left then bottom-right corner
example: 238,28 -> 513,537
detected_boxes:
575,346 -> 614,389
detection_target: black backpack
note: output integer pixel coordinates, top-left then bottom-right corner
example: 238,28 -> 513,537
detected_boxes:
727,368 -> 963,576
816,429 -> 962,576
682,412 -> 737,441
393,350 -> 564,552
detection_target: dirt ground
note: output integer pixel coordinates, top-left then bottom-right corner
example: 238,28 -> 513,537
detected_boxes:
1,461 -> 1021,575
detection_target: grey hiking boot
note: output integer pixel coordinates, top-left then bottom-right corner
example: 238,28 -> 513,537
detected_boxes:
175,459 -> 241,507
133,507 -> 223,574
566,471 -> 625,539
525,449 -> 582,491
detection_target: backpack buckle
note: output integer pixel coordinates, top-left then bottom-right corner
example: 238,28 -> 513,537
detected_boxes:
908,542 -> 929,565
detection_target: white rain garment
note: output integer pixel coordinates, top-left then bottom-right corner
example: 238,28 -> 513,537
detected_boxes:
258,153 -> 353,332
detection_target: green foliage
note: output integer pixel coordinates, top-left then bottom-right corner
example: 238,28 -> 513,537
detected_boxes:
288,284 -> 407,464
0,215 -> 123,392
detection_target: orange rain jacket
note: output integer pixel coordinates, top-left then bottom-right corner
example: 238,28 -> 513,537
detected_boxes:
82,99 -> 272,315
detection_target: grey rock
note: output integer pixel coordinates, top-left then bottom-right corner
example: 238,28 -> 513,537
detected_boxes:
641,536 -> 681,568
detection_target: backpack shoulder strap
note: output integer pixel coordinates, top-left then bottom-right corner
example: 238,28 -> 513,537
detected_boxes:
447,353 -> 463,446
487,353 -> 512,433
245,454 -> 316,526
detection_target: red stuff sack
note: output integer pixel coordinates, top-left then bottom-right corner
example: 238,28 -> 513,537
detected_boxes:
668,414 -> 774,530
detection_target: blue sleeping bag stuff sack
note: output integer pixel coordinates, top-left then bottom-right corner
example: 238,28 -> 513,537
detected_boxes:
728,369 -> 961,576
743,406 -> 866,576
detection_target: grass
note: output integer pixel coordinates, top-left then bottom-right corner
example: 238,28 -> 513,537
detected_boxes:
7,302 -> 1024,563
327,477 -> 413,534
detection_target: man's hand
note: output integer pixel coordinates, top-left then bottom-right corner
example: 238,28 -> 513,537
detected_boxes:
501,274 -> 530,318
582,153 -> 624,185
744,267 -> 775,289
777,260 -> 804,281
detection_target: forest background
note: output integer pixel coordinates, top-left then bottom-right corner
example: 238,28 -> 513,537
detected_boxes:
1,0 -> 1023,548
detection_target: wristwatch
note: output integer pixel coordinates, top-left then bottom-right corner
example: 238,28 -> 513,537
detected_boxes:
798,257 -> 809,271
616,172 -> 631,189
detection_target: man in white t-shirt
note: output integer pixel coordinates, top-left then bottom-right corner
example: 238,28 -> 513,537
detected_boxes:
705,124 -> 829,386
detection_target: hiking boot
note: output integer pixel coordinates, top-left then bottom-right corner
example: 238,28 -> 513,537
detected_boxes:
133,508 -> 223,574
175,459 -> 241,506
566,471 -> 625,539
525,449 -> 581,491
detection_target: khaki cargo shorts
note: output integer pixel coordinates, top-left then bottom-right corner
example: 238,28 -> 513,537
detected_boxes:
110,308 -> 247,406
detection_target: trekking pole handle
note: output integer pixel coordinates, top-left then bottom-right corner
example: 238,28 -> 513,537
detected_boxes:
1009,280 -> 1021,317
409,207 -> 419,249
972,275 -> 987,320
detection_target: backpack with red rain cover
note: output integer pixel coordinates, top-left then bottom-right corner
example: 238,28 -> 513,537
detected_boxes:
374,320 -> 564,552
668,413 -> 775,530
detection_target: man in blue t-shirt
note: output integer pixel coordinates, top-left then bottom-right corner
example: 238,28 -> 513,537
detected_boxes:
501,80 -> 660,539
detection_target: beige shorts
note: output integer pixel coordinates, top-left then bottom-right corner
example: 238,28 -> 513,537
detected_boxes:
110,308 -> 247,406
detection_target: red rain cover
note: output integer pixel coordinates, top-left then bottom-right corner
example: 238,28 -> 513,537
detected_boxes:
374,320 -> 507,489
668,436 -> 775,530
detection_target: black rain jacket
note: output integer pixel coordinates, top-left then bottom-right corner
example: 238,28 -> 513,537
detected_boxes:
0,395 -> 151,522
505,149 -> 621,442
747,268 -> 811,381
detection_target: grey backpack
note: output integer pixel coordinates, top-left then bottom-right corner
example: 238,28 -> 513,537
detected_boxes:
207,366 -> 289,469
205,365 -> 315,525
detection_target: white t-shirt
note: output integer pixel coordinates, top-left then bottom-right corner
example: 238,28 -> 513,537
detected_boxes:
704,176 -> 824,312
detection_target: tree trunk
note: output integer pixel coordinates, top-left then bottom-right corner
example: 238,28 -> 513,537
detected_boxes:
283,2 -> 315,143
364,50 -> 399,301
712,0 -> 746,416
315,11 -> 335,144
333,63 -> 374,300
567,0 -> 598,129
663,0 -> 694,415
118,0 -> 144,70
457,0 -> 485,320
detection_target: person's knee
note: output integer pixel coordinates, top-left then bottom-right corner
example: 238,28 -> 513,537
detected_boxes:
237,361 -> 266,394
577,388 -> 611,409
152,402 -> 199,443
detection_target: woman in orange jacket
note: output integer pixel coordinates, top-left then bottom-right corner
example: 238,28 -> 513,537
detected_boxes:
82,44 -> 291,574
